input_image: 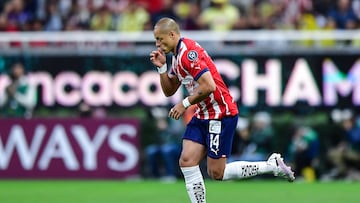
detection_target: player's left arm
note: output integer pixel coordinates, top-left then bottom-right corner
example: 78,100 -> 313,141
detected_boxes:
169,70 -> 215,120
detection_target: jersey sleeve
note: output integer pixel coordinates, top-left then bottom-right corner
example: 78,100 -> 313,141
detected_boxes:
181,49 -> 209,81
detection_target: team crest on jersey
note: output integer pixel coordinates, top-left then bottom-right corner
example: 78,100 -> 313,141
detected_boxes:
187,50 -> 198,62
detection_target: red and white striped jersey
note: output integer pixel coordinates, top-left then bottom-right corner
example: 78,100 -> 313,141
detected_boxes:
169,38 -> 238,119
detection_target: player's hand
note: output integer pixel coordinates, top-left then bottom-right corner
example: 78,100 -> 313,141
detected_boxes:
149,48 -> 166,68
168,103 -> 186,120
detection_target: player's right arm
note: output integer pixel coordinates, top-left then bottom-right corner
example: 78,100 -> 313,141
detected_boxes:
159,71 -> 181,97
150,49 -> 181,97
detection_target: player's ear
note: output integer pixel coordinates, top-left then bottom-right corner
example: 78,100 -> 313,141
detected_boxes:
169,31 -> 175,39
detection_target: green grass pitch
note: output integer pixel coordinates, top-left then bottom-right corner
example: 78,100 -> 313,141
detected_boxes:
0,180 -> 359,203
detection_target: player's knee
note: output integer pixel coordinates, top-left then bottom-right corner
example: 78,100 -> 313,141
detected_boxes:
179,156 -> 197,167
207,168 -> 224,180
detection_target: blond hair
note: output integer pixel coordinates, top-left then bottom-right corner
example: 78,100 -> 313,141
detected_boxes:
154,17 -> 180,34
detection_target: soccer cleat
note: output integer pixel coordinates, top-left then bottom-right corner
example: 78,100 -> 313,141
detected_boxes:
267,153 -> 295,182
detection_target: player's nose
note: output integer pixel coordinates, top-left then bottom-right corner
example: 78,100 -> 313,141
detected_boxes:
155,41 -> 161,47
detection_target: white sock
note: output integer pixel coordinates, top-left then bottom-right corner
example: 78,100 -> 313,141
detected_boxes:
181,165 -> 206,203
222,161 -> 272,180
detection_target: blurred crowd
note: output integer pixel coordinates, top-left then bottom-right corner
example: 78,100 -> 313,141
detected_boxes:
139,107 -> 360,182
0,0 -> 360,32
230,110 -> 360,182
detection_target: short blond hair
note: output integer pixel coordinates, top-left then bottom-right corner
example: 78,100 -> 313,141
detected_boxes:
154,17 -> 180,34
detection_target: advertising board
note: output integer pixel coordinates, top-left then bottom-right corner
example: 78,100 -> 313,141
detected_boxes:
0,118 -> 140,179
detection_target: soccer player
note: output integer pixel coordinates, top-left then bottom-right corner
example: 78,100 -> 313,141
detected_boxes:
149,17 -> 295,203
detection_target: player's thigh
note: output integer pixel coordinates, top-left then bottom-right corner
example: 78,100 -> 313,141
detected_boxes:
179,139 -> 207,167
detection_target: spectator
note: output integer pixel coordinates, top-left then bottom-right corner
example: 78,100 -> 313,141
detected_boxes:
0,62 -> 37,118
78,101 -> 92,118
231,112 -> 274,162
229,116 -> 250,162
0,0 -> 358,34
63,0 -> 90,31
287,0 -> 335,47
328,0 -> 359,29
78,101 -> 108,118
58,0 -> 72,18
197,0 -> 240,31
322,109 -> 360,181
241,111 -> 274,161
293,0 -> 319,46
34,0 -> 46,20
89,5 -> 113,31
107,0 -> 130,15
258,0 -> 287,29
328,0 -> 359,46
144,107 -> 183,182
115,1 -> 150,32
287,126 -> 320,181
6,0 -> 33,31
173,0 -> 191,21
244,1 -> 265,30
178,1 -> 202,30
44,1 -> 63,31
0,13 -> 18,32
151,0 -> 180,28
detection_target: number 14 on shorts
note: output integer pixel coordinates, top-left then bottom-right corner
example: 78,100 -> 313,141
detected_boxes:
209,134 -> 220,155
209,120 -> 221,155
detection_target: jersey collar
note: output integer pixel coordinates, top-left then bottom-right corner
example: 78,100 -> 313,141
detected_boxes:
175,37 -> 183,56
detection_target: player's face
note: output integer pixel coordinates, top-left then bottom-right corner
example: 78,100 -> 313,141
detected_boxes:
154,28 -> 175,54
